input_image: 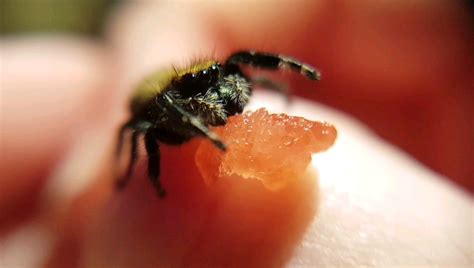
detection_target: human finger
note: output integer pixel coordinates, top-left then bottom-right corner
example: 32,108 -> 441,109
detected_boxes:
0,37 -> 110,234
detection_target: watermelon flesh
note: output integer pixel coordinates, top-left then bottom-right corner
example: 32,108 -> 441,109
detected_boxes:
195,108 -> 337,190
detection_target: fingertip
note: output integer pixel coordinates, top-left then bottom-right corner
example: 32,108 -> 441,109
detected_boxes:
83,140 -> 319,267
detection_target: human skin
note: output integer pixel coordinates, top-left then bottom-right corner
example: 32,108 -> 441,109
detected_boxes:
0,1 -> 472,267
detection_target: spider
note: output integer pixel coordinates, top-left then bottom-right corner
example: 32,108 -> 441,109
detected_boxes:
116,51 -> 320,197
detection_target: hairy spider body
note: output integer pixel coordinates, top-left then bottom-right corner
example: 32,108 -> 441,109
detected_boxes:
116,51 -> 320,197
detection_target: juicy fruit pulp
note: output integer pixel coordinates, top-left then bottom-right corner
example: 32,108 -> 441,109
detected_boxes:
195,108 -> 337,190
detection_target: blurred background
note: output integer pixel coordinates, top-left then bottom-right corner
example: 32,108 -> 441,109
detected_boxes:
0,0 -> 474,218
3,0 -> 471,189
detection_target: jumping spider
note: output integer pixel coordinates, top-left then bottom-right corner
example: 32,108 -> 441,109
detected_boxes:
116,51 -> 320,197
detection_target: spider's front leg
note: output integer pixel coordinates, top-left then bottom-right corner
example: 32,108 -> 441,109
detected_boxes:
226,51 -> 321,81
250,76 -> 290,101
162,93 -> 227,151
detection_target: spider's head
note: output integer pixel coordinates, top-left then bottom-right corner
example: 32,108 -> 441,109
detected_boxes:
179,62 -> 222,95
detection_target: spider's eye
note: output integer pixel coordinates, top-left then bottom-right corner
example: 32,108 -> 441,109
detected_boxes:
208,64 -> 220,80
181,73 -> 196,84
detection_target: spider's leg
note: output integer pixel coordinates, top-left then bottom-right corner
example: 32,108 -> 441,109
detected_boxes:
116,121 -> 152,189
226,51 -> 321,81
116,121 -> 132,159
251,76 -> 290,101
116,130 -> 141,189
144,131 -> 165,197
163,93 -> 227,151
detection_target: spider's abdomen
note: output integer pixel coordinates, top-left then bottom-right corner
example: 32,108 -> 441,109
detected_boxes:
130,68 -> 176,116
